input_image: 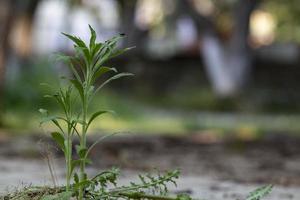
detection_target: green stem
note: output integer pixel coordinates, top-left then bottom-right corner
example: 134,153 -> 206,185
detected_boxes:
66,124 -> 72,192
118,192 -> 180,200
66,139 -> 71,191
78,93 -> 88,200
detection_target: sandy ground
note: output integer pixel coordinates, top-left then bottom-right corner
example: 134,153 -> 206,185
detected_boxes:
1,133 -> 300,199
0,157 -> 299,200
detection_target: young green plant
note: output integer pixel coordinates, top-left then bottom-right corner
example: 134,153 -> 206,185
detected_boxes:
39,26 -> 273,200
40,25 -> 133,199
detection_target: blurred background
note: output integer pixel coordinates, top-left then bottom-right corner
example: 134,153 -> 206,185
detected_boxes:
1,0 -> 300,136
1,0 -> 300,198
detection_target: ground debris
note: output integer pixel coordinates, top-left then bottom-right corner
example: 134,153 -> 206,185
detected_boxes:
0,186 -> 64,200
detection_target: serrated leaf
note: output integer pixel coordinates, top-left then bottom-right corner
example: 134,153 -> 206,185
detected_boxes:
246,185 -> 273,200
73,180 -> 91,190
176,194 -> 192,200
41,191 -> 72,200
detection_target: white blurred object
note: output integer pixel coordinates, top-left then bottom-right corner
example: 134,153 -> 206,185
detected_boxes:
250,10 -> 276,46
32,0 -> 68,54
32,0 -> 118,55
83,0 -> 119,29
135,0 -> 164,29
176,16 -> 198,50
68,7 -> 98,50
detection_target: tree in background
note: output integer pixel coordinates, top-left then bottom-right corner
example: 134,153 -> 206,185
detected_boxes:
106,0 -> 261,98
0,0 -> 40,124
1,0 -> 300,113
179,0 -> 259,97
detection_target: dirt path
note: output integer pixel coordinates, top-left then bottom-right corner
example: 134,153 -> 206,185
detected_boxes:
0,157 -> 299,200
1,133 -> 300,199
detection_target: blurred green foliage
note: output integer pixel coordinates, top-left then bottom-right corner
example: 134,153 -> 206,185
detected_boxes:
264,0 -> 300,42
4,58 -> 59,112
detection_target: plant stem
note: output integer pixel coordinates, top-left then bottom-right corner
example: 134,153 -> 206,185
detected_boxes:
66,136 -> 71,191
79,93 -> 88,200
66,124 -> 72,192
117,192 -> 179,200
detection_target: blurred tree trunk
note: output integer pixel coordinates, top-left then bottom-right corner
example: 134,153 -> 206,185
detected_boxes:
12,0 -> 39,58
117,0 -> 148,54
183,0 -> 259,97
0,0 -> 39,125
0,0 -> 15,120
0,0 -> 14,97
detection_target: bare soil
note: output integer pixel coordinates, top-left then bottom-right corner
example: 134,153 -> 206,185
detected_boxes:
1,132 -> 300,199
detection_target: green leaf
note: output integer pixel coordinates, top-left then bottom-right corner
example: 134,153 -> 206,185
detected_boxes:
54,53 -> 72,63
41,191 -> 72,200
56,54 -> 82,82
92,35 -> 126,67
87,110 -> 114,129
62,33 -> 87,49
89,24 -> 96,50
71,160 -> 81,174
53,93 -> 68,115
92,42 -> 103,57
75,145 -> 88,158
106,34 -> 125,48
176,194 -> 192,200
73,180 -> 91,190
86,132 -> 119,158
107,72 -> 133,81
51,132 -> 65,152
69,79 -> 84,102
93,46 -> 111,67
85,158 -> 93,165
74,45 -> 91,66
74,172 -> 79,183
78,148 -> 87,159
71,161 -> 79,173
40,115 -> 61,124
39,116 -> 66,134
75,145 -> 81,155
95,72 -> 134,93
92,66 -> 117,82
246,185 -> 273,200
110,46 -> 135,59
